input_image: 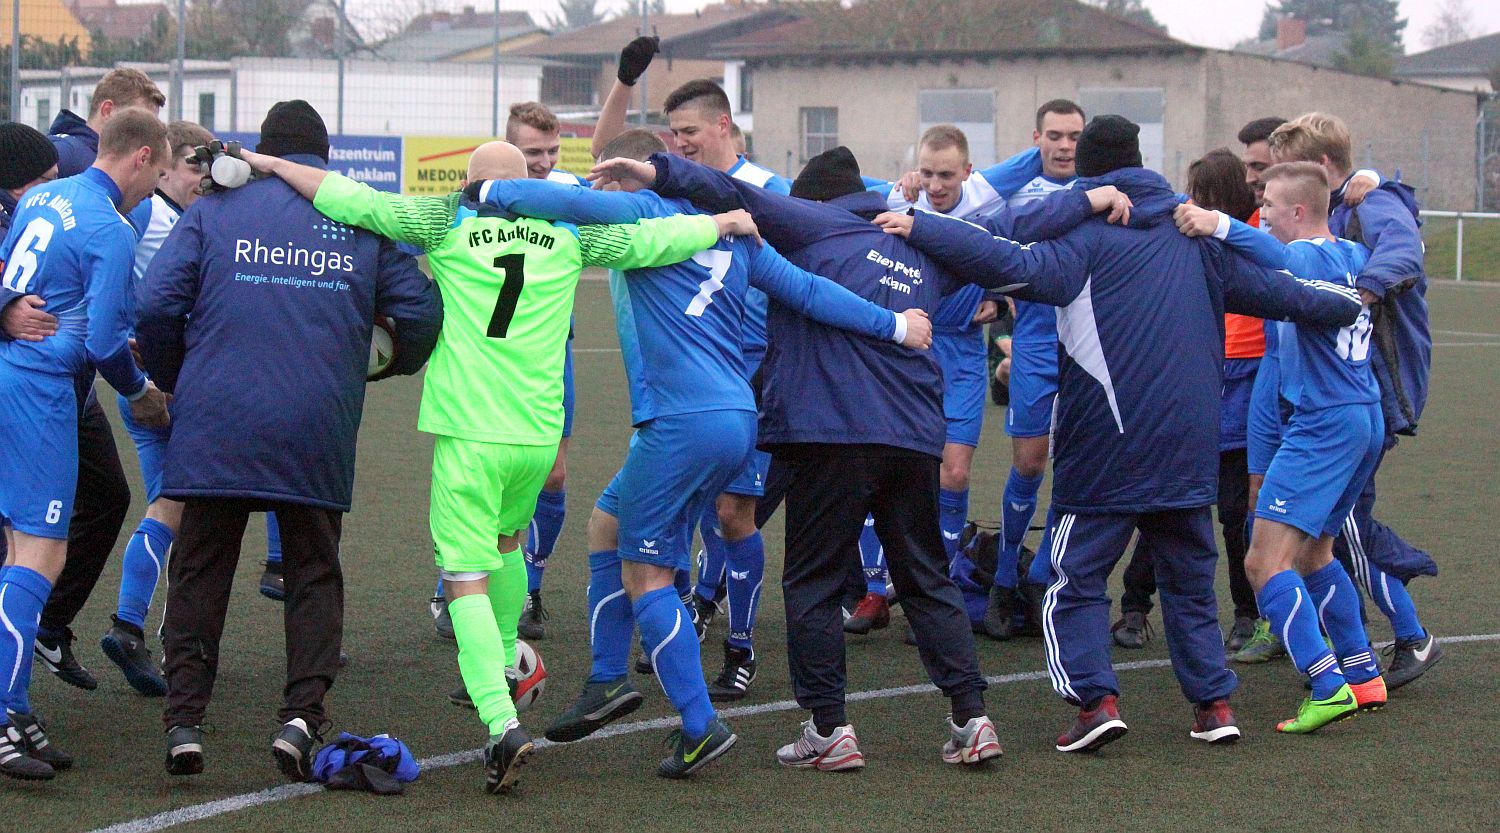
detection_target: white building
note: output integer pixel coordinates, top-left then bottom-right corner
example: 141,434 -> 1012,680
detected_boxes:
17,56 -> 544,135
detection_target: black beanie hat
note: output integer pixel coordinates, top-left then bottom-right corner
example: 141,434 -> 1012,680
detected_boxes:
258,100 -> 330,162
0,122 -> 60,190
791,146 -> 865,202
1075,115 -> 1142,178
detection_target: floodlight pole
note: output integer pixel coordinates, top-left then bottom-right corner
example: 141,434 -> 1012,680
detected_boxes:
171,0 -> 185,120
491,0 -> 500,136
637,0 -> 648,125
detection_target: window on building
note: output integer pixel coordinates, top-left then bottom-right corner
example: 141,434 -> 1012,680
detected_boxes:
800,107 -> 837,162
738,65 -> 753,114
198,93 -> 216,132
1078,87 -> 1165,173
37,98 -> 51,132
918,89 -> 995,166
540,65 -> 597,108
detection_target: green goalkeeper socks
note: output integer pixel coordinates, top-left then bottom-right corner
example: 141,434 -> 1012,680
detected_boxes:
489,548 -> 528,666
449,593 -> 517,734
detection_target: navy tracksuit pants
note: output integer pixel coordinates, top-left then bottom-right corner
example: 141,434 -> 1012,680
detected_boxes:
1041,506 -> 1237,707
1332,437 -> 1437,587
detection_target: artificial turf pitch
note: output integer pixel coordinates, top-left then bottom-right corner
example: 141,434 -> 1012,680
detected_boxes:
5,277 -> 1499,832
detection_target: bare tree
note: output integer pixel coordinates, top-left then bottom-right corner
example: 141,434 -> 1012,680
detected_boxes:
1422,0 -> 1473,50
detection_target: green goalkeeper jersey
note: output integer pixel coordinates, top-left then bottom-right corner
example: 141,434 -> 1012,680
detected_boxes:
314,173 -> 719,445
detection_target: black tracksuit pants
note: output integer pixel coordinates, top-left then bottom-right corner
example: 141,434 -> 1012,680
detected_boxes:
776,445 -> 986,727
162,498 -> 344,730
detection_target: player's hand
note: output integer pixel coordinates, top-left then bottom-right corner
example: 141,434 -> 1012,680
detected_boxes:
130,380 -> 171,429
713,209 -> 761,244
900,307 -> 932,350
0,294 -> 58,342
971,299 -> 1000,325
898,171 -> 922,202
1344,175 -> 1376,206
129,337 -> 144,369
236,148 -> 278,176
1085,186 -> 1132,225
589,156 -> 657,191
1359,288 -> 1380,306
618,35 -> 659,86
873,211 -> 914,238
1173,203 -> 1218,237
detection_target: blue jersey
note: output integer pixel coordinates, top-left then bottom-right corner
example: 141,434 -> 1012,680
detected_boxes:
0,167 -> 145,397
478,180 -> 898,427
1006,174 -> 1076,345
1215,215 -> 1376,412
727,156 -> 793,369
547,168 -> 589,187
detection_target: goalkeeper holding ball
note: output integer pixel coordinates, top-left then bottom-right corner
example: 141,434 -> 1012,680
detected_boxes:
239,141 -> 758,795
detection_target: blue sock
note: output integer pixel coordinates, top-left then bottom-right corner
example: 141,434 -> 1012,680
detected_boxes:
859,516 -> 888,595
1257,570 -> 1344,699
939,488 -> 968,566
1,566 -> 53,714
999,468 -> 1043,589
634,586 -> 715,738
723,532 -> 764,652
1025,509 -> 1058,586
1366,563 -> 1425,642
1303,560 -> 1379,684
586,550 -> 633,683
265,512 -> 283,565
434,576 -> 445,599
116,517 -> 173,630
694,507 -> 728,603
524,489 -> 567,593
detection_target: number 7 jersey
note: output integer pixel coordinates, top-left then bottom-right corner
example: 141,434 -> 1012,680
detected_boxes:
311,173 -> 719,445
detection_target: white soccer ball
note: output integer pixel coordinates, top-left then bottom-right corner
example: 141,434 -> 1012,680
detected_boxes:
368,316 -> 396,379
507,639 -> 547,713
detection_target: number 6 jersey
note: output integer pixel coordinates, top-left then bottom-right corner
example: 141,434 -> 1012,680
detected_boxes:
311,173 -> 719,446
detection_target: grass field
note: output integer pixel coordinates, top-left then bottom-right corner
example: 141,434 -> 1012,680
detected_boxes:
5,278 -> 1500,832
1423,215 -> 1500,281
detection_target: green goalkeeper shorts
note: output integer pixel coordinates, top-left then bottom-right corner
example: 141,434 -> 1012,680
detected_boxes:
429,434 -> 556,573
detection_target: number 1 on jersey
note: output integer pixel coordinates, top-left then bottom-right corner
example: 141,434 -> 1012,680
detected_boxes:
487,253 -> 526,338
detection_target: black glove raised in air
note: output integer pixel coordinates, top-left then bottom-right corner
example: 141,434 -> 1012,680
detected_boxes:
617,35 -> 660,86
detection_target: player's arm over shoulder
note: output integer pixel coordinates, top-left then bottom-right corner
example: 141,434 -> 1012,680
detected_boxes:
578,214 -> 719,270
313,172 -> 456,252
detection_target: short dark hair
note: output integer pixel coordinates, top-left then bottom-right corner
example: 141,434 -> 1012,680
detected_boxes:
98,107 -> 168,162
599,128 -> 667,162
1035,99 -> 1085,131
1237,116 -> 1287,147
664,79 -> 731,117
166,120 -> 213,159
1187,148 -> 1256,223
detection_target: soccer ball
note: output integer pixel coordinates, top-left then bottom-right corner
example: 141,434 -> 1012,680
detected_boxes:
507,639 -> 547,713
368,315 -> 397,379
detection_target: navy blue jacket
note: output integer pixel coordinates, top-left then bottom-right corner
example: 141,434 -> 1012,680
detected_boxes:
48,110 -> 99,178
1330,177 -> 1430,436
136,155 -> 443,511
906,167 -> 1362,513
649,152 -> 1093,458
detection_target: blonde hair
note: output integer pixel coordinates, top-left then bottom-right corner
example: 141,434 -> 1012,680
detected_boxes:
90,68 -> 165,115
1268,112 -> 1352,172
919,124 -> 969,161
97,107 -> 168,162
1262,161 -> 1331,217
505,102 -> 559,140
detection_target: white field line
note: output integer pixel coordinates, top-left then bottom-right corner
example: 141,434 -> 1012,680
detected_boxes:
91,632 -> 1500,833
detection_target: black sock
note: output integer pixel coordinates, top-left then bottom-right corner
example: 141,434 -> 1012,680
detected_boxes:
812,707 -> 846,736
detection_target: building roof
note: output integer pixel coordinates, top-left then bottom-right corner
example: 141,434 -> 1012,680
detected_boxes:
3,0 -> 92,48
1397,31 -> 1500,78
713,0 -> 1185,61
1236,33 -> 1345,69
506,2 -> 796,60
68,0 -> 169,43
370,23 -> 542,62
403,8 -> 536,34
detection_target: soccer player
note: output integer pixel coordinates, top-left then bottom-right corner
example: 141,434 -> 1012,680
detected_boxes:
1268,113 -> 1442,689
244,139 -> 745,791
1176,160 -> 1389,730
475,129 -> 929,773
852,124 -> 1050,636
880,115 -> 1363,751
0,108 -> 172,780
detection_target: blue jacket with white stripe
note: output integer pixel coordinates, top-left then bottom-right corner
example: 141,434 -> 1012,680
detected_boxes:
905,167 -> 1363,514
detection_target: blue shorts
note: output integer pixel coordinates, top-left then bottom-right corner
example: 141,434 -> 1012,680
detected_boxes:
723,447 -> 769,497
118,393 -> 172,504
561,338 -> 575,439
1219,357 -> 1260,452
934,327 -> 987,448
1256,403 -> 1383,538
0,366 -> 79,539
596,410 -> 756,568
1006,341 -> 1058,439
1246,359 -> 1283,476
